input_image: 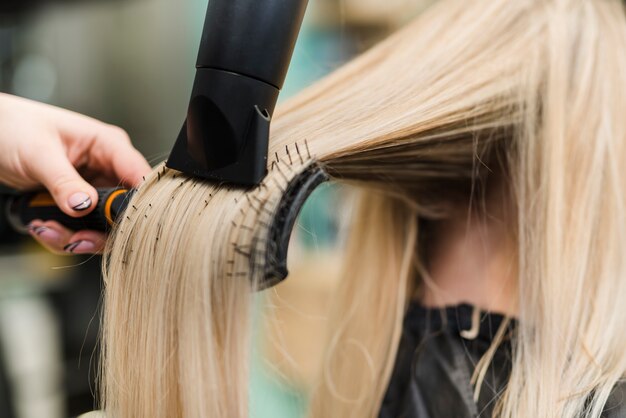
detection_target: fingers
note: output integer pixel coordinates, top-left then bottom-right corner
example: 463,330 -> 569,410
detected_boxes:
28,220 -> 106,255
95,125 -> 151,187
28,99 -> 151,189
59,118 -> 151,188
10,97 -> 149,226
23,138 -> 99,217
64,229 -> 107,254
27,220 -> 73,254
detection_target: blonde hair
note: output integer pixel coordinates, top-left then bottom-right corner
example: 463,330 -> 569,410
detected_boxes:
100,0 -> 626,417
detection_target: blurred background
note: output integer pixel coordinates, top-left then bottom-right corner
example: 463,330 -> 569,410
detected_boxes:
0,0 -> 433,416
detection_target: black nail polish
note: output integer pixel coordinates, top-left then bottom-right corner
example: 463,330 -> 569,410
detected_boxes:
64,241 -> 82,253
72,197 -> 92,211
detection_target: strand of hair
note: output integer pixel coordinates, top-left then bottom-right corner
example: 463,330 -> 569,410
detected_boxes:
251,193 -> 273,214
274,162 -> 290,183
248,203 -> 261,216
270,176 -> 287,193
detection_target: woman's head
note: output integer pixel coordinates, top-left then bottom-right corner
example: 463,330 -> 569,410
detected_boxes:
101,0 -> 626,416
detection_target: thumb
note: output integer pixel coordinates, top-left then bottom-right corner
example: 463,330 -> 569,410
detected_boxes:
27,144 -> 98,217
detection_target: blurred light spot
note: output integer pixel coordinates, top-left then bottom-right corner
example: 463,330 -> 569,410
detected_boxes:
12,54 -> 57,102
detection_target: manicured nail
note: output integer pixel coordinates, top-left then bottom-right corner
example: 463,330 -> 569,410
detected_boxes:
63,241 -> 81,253
68,193 -> 92,211
64,240 -> 96,254
33,226 -> 61,242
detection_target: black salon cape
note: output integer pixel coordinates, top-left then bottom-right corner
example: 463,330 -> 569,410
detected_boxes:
378,303 -> 626,418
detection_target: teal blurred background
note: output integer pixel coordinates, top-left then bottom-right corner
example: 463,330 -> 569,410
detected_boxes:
0,1 -> 431,416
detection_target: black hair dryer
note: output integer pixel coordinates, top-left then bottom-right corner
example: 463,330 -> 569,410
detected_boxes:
166,0 -> 309,187
0,0 -> 309,240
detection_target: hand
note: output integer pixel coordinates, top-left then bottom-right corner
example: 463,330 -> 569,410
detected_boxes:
0,93 -> 151,254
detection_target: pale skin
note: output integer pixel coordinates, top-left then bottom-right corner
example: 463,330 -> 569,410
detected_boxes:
421,177 -> 518,316
0,93 -> 151,254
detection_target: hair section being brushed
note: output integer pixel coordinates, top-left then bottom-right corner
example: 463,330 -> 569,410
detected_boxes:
100,0 -> 626,417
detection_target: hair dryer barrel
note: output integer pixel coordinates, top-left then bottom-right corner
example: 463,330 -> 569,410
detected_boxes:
197,0 -> 309,89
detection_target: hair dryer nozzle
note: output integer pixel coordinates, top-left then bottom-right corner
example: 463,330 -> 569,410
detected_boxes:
166,68 -> 278,187
166,0 -> 309,187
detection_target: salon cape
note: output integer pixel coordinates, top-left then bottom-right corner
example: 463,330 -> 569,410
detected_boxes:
378,303 -> 626,418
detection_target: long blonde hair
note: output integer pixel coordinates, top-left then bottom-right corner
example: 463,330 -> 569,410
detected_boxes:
101,0 -> 626,417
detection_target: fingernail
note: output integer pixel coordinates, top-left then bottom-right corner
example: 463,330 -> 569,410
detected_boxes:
64,240 -> 96,254
68,193 -> 92,211
32,226 -> 61,242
